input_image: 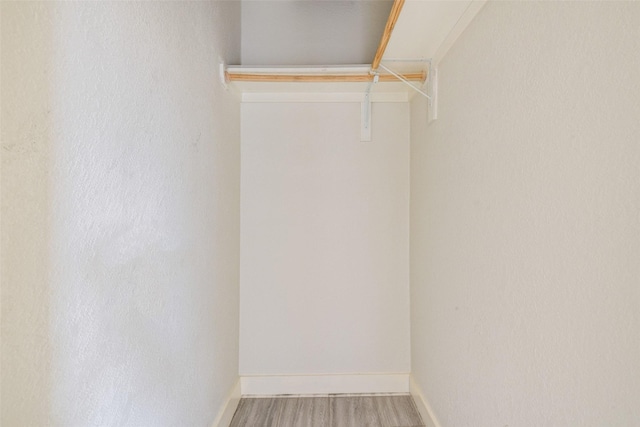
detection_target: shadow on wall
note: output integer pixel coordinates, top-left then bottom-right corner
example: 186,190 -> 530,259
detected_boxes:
1,3 -> 54,425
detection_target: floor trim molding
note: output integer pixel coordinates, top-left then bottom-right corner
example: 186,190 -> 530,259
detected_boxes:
240,374 -> 410,396
211,379 -> 241,427
409,376 -> 442,427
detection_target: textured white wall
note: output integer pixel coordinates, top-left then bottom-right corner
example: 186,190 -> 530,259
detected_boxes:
241,1 -> 392,65
1,2 -> 241,425
1,3 -> 54,425
240,102 -> 410,377
410,2 -> 640,426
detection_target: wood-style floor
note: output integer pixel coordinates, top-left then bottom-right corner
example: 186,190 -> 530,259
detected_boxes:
229,394 -> 425,427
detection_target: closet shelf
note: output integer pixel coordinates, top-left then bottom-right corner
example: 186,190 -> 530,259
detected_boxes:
225,66 -> 425,83
224,65 -> 428,101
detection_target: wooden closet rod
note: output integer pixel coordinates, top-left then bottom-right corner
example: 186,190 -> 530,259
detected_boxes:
372,0 -> 406,70
226,72 -> 425,83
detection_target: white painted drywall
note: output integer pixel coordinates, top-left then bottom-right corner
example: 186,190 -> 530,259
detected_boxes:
241,1 -> 392,65
1,4 -> 54,425
1,2 -> 241,425
410,2 -> 640,426
240,102 -> 410,377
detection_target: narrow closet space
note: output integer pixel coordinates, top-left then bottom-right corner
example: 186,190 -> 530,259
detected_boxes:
228,1 -> 483,425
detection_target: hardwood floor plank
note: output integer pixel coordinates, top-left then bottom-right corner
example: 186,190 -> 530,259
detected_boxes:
330,395 -> 383,427
373,395 -> 424,427
230,394 -> 424,427
230,397 -> 281,427
277,397 -> 329,427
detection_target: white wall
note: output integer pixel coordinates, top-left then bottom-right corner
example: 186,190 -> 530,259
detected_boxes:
240,102 -> 410,383
1,2 -> 241,425
1,3 -> 54,425
410,2 -> 640,426
241,1 -> 392,65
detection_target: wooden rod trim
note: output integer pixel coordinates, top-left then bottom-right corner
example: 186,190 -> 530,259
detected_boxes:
372,0 -> 406,70
226,71 -> 425,83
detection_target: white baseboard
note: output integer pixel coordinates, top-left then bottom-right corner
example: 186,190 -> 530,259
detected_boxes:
240,374 -> 410,396
409,376 -> 442,427
211,379 -> 241,427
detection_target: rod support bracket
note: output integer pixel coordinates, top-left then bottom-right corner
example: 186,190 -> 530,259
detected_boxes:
361,80 -> 375,141
427,65 -> 438,123
218,57 -> 229,90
